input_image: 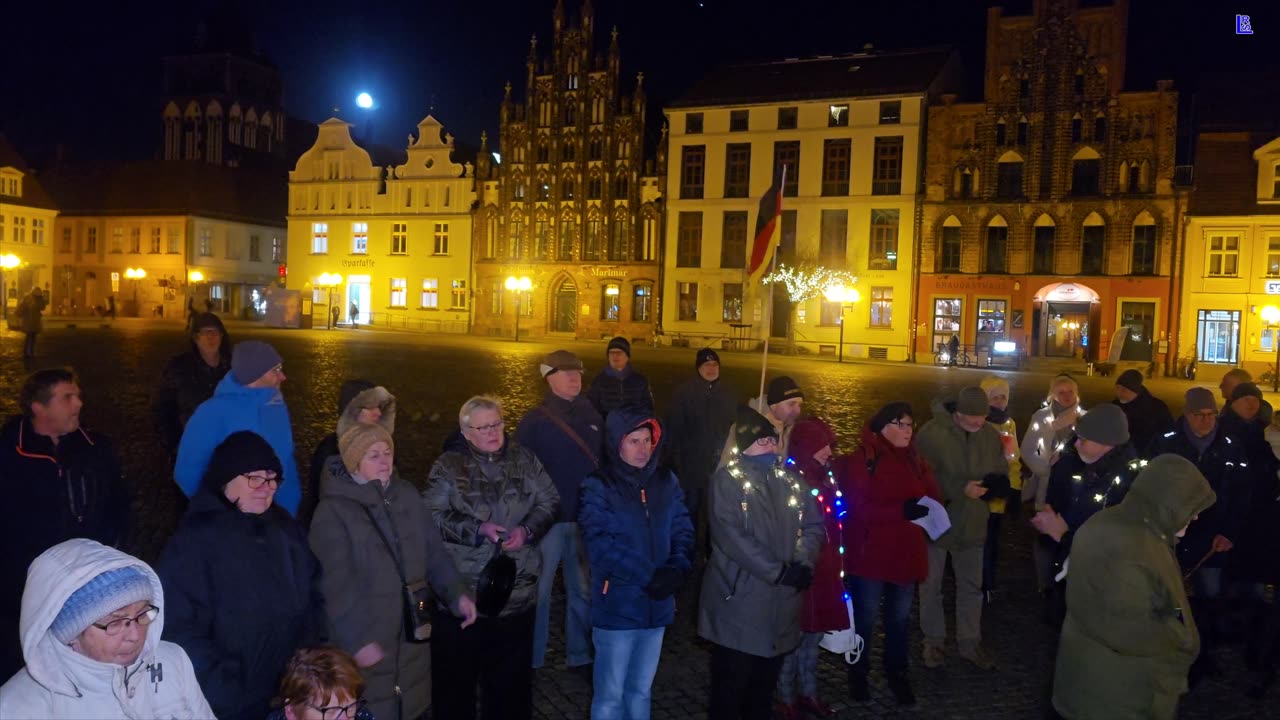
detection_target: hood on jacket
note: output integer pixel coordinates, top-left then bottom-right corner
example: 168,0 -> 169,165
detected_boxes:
19,539 -> 166,698
788,417 -> 836,479
1121,454 -> 1217,544
603,407 -> 662,479
337,379 -> 375,415
337,386 -> 397,438
188,313 -> 232,365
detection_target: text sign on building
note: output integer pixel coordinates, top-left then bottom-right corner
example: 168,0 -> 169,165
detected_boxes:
1266,281 -> 1280,295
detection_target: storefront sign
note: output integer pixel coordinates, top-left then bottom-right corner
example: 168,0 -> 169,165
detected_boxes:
1266,280 -> 1280,295
341,258 -> 376,268
933,278 -> 1009,292
588,266 -> 629,278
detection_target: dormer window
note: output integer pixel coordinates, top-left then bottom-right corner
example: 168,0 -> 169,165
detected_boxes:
0,174 -> 19,198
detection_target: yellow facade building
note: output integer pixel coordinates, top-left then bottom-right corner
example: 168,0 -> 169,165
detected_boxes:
661,48 -> 959,359
0,135 -> 58,318
288,116 -> 476,331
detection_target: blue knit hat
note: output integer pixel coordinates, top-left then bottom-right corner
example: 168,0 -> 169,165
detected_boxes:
231,340 -> 283,385
50,567 -> 154,644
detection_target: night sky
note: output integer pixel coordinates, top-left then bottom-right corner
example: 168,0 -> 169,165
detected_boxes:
2,0 -> 1274,166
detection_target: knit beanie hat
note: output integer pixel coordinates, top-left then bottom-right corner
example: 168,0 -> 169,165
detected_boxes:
50,566 -> 153,644
339,423 -> 395,474
696,347 -> 721,370
201,431 -> 284,493
868,402 -> 914,434
956,386 -> 991,416
1185,387 -> 1218,414
1116,369 -> 1144,393
788,416 -> 837,463
231,341 -> 282,385
1231,382 -> 1263,403
607,336 -> 631,357
734,405 -> 779,453
1075,403 -> 1130,446
979,376 -> 1010,400
766,376 -> 804,406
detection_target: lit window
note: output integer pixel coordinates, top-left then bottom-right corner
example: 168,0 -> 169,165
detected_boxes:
353,222 -> 368,254
390,278 -> 407,307
311,223 -> 329,254
421,278 -> 438,308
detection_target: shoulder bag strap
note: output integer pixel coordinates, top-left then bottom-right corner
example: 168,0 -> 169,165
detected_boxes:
347,499 -> 409,586
537,405 -> 600,469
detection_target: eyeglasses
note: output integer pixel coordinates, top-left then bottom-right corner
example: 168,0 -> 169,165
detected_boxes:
888,419 -> 915,430
270,365 -> 285,375
91,605 -> 159,636
308,698 -> 367,720
243,472 -> 280,489
467,420 -> 505,433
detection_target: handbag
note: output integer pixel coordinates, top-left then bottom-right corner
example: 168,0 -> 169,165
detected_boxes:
819,597 -> 864,665
360,505 -> 433,643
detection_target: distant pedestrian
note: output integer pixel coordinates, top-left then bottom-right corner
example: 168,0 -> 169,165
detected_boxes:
330,303 -> 340,329
979,376 -> 1021,603
349,301 -> 359,328
107,295 -> 116,320
151,312 -> 232,459
1112,369 -> 1173,454
18,287 -> 47,360
586,336 -> 655,419
947,335 -> 959,367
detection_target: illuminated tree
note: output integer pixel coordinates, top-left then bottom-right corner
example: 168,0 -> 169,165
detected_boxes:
763,262 -> 858,353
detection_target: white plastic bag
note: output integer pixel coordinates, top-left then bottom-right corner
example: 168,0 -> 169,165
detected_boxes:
819,597 -> 864,664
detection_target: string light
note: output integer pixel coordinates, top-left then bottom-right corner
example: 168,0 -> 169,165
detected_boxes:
763,263 -> 858,304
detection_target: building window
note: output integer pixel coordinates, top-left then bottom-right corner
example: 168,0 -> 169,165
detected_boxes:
421,278 -> 439,308
996,158 -> 1023,198
724,143 -> 751,198
721,211 -> 748,269
957,168 -> 974,198
939,226 -> 961,272
977,299 -> 1007,337
1095,115 -> 1107,142
819,209 -> 848,267
820,297 -> 842,326
614,174 -> 629,197
640,214 -> 657,261
1017,118 -> 1029,146
489,279 -> 503,315
678,281 -> 699,321
537,182 -> 551,201
533,220 -> 551,259
451,279 -> 467,309
1019,78 -> 1030,99
633,284 -> 653,322
722,283 -> 743,322
433,223 -> 449,255
249,234 -> 261,261
677,212 -> 702,268
985,225 -> 1008,274
128,227 -> 141,253
1033,225 -> 1055,274
828,104 -> 849,128
61,227 -> 72,253
1072,158 -> 1101,195
1075,71 -> 1085,96
1267,236 -> 1280,277
391,223 -> 408,254
564,104 -> 576,127
150,227 -> 162,254
729,110 -> 749,132
588,139 -> 603,161
822,139 -> 851,196
1081,225 -> 1106,274
1132,223 -> 1156,275
685,113 -> 703,134
1207,234 -> 1239,276
168,227 -> 180,254
110,226 -> 123,253
563,142 -> 576,162
869,209 -> 899,270
1197,309 -> 1241,364
996,119 -> 1007,145
509,218 -> 525,259
870,287 -> 892,327
879,101 -> 901,125
225,233 -> 240,260
932,298 -> 963,351
87,227 -> 98,253
1120,302 -> 1156,361
601,283 -> 621,321
777,210 -> 798,266
271,237 -> 281,262
588,176 -> 603,200
198,228 -> 213,257
31,218 -> 45,245
609,219 -> 628,261
584,219 -> 601,261
537,144 -> 549,163
1071,115 -> 1083,143
562,178 -> 575,199
352,222 -> 368,254
558,221 -> 575,260
773,141 -> 799,197
777,106 -> 798,130
311,223 -> 328,254
390,278 -> 407,308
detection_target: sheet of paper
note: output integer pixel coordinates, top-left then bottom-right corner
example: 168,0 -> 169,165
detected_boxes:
911,496 -> 952,541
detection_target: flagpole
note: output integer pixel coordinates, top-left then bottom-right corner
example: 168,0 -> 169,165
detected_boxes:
757,165 -> 785,407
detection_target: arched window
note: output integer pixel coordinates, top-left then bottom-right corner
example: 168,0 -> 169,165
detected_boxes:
938,216 -> 962,272
996,118 -> 1007,145
1071,147 -> 1101,196
996,151 -> 1024,198
1132,211 -> 1156,275
1081,212 -> 1106,274
1033,214 -> 1056,274
1071,112 -> 1084,143
985,216 -> 1008,274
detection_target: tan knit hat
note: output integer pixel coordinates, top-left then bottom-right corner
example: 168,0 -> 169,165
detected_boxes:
338,423 -> 394,474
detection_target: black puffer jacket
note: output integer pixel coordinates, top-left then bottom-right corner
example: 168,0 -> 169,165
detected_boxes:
1043,442 -> 1141,570
1113,388 -> 1174,455
151,319 -> 232,453
156,490 -> 326,720
587,365 -> 655,419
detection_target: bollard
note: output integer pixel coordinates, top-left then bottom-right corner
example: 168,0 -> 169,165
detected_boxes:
1086,362 -> 1094,376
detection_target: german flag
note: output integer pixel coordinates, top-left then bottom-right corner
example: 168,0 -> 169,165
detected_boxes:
748,178 -> 782,283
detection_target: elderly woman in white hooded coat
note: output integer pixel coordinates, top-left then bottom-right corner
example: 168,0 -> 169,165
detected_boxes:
0,538 -> 214,719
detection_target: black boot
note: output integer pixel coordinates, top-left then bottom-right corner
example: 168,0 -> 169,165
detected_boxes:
847,667 -> 870,702
887,671 -> 916,706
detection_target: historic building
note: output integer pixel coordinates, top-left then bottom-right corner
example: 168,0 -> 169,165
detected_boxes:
916,0 -> 1180,366
662,48 -> 960,360
472,0 -> 663,341
287,116 -> 476,331
0,134 -> 58,318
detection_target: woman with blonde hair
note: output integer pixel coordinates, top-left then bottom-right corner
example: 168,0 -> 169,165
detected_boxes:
1019,373 -> 1082,592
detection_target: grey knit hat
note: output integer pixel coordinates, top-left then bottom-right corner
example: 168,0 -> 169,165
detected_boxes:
50,567 -> 153,644
1075,403 -> 1130,446
956,386 -> 991,416
1184,387 -> 1218,414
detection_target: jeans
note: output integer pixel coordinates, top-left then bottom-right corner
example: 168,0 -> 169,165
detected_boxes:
22,332 -> 37,359
431,608 -> 534,720
920,544 -> 984,652
591,627 -> 665,720
847,575 -> 915,675
532,521 -> 593,668
708,644 -> 784,720
776,632 -> 822,703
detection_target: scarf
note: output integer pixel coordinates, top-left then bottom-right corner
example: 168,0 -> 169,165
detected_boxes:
987,406 -> 1010,424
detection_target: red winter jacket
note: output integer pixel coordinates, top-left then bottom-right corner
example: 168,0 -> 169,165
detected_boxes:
839,427 -> 942,586
788,418 -> 851,634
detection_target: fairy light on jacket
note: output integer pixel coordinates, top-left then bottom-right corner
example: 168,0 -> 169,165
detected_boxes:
726,445 -> 807,525
784,454 -> 848,596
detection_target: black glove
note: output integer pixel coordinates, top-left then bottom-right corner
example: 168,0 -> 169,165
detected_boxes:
903,498 -> 929,521
980,473 -> 1012,501
644,566 -> 686,600
776,562 -> 814,590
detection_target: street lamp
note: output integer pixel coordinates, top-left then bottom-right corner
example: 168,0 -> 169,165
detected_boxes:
317,272 -> 344,330
822,284 -> 861,363
125,268 -> 146,316
1261,305 -> 1280,392
0,253 -> 20,321
505,275 -> 532,341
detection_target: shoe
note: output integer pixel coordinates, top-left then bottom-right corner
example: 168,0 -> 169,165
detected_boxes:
796,696 -> 836,716
922,643 -> 946,669
959,646 -> 996,670
847,671 -> 871,701
887,672 -> 916,706
772,701 -> 800,720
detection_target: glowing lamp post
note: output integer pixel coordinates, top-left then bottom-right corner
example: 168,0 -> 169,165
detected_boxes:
505,275 -> 532,342
1262,305 -> 1280,392
317,272 -> 344,330
822,284 -> 861,363
0,253 -> 21,320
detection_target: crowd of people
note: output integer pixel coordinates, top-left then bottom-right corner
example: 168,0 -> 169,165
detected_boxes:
2,317 -> 1280,720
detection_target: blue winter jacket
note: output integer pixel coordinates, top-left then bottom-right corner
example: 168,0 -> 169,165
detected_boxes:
514,392 -> 603,522
579,409 -> 695,630
174,373 -> 300,515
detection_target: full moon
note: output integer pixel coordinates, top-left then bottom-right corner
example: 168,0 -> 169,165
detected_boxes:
356,92 -> 374,109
